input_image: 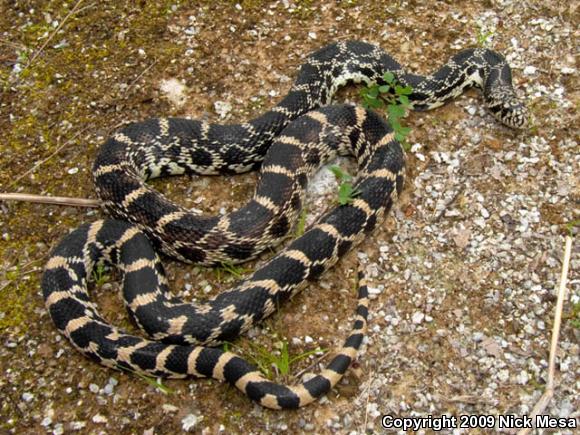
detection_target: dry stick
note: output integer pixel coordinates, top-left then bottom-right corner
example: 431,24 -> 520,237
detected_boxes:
10,128 -> 88,187
126,59 -> 159,92
0,193 -> 100,208
516,236 -> 573,435
19,0 -> 84,77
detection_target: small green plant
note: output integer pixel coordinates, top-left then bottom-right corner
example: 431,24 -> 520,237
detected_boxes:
564,219 -> 579,237
245,339 -> 326,379
476,25 -> 494,47
133,371 -> 174,394
121,367 -> 174,394
360,72 -> 413,149
91,263 -> 109,287
330,165 -> 361,205
295,207 -> 308,237
214,261 -> 252,282
569,303 -> 580,329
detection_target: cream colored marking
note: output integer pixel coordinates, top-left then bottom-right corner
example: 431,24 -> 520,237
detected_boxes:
368,168 -> 397,181
271,106 -> 293,115
166,315 -> 188,336
354,105 -> 367,126
116,340 -> 150,364
260,393 -> 282,410
105,330 -> 122,341
128,292 -> 159,311
65,316 -> 91,334
216,215 -> 231,232
113,132 -> 133,144
261,164 -> 294,177
376,131 -> 396,147
86,220 -> 105,245
238,279 -> 281,294
234,371 -> 266,391
93,163 -> 125,177
159,118 -> 170,136
276,135 -> 306,147
45,290 -> 74,307
122,258 -> 157,273
354,199 -> 375,217
155,345 -> 176,371
339,345 -> 359,360
320,368 -> 343,386
212,352 -> 234,381
155,211 -> 187,231
87,340 -> 100,355
283,249 -> 312,267
45,255 -> 72,270
254,195 -> 278,212
191,303 -> 212,315
117,225 -> 142,244
219,304 -> 238,323
290,384 -> 316,407
121,186 -> 149,208
186,347 -> 204,376
262,299 -> 276,317
306,110 -> 328,125
316,223 -> 341,239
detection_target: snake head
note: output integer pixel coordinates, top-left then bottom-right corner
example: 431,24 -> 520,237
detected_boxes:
486,92 -> 529,129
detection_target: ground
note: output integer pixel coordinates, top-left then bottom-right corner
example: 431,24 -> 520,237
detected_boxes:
0,0 -> 578,433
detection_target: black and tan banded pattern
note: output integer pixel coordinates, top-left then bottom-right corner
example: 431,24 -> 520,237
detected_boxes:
44,105 -> 401,408
42,218 -> 370,409
93,40 -> 527,265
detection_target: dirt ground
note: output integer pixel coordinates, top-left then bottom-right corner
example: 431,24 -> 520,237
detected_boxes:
0,0 -> 578,433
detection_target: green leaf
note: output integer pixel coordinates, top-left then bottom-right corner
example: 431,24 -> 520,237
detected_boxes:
399,85 -> 413,95
388,104 -> 405,119
383,71 -> 395,83
398,126 -> 411,136
398,95 -> 410,107
378,85 -> 390,93
329,165 -> 349,181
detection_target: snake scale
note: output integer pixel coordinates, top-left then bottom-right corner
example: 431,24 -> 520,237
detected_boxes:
42,41 -> 526,409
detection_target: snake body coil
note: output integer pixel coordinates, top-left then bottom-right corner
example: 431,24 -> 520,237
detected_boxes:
42,41 -> 526,409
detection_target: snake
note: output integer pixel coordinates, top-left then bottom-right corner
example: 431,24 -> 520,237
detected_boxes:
42,41 -> 527,409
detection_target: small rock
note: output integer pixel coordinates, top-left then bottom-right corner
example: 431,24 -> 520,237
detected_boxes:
162,404 -> 179,413
92,414 -> 108,424
412,312 -> 424,324
182,414 -> 200,432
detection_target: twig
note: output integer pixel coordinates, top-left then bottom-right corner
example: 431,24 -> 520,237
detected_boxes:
516,236 -> 573,435
17,0 -> 84,81
126,59 -> 159,92
0,193 -> 100,208
293,351 -> 329,380
361,370 -> 375,433
10,128 -> 88,187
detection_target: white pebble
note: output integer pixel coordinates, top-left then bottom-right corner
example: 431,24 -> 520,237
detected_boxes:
412,312 -> 424,324
162,404 -> 179,413
21,392 -> 34,402
182,414 -> 200,431
67,167 -> 79,175
523,65 -> 537,75
92,414 -> 108,424
88,383 -> 99,393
